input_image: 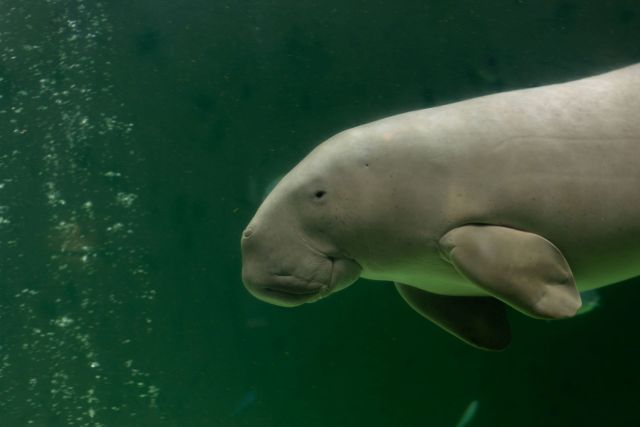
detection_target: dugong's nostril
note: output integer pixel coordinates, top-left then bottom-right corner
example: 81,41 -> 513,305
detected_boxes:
242,227 -> 254,239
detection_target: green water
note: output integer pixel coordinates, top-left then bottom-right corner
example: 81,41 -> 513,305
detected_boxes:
0,1 -> 639,426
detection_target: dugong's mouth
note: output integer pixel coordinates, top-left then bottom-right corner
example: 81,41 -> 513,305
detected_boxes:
261,287 -> 325,307
242,253 -> 362,307
266,285 -> 324,295
262,271 -> 331,305
262,256 -> 362,306
264,285 -> 325,304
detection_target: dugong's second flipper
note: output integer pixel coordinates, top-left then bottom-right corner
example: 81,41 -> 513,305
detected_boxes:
395,283 -> 511,351
439,225 -> 582,319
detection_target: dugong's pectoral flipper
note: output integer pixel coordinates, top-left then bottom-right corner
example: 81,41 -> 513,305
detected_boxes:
395,283 -> 511,351
439,225 -> 582,319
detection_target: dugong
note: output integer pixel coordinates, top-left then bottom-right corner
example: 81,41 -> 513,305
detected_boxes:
241,63 -> 640,350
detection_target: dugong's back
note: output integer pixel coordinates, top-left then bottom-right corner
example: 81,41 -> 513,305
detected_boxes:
349,64 -> 640,290
454,64 -> 640,289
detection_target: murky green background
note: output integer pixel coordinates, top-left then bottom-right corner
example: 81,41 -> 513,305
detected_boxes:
1,1 -> 639,426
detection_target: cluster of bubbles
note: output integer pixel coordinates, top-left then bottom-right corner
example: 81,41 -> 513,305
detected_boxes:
0,1 -> 160,425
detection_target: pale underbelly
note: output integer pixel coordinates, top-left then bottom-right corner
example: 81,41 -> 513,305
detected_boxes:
361,251 -> 640,297
360,258 -> 490,296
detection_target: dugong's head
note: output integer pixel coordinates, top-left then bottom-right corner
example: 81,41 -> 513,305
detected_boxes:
241,143 -> 363,307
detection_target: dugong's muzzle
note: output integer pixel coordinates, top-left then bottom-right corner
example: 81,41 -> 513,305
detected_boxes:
241,226 -> 362,307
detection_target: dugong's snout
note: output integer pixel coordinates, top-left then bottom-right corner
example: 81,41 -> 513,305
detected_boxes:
241,225 -> 362,307
241,225 -> 324,307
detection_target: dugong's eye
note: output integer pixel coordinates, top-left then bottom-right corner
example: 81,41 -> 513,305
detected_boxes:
314,190 -> 326,199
